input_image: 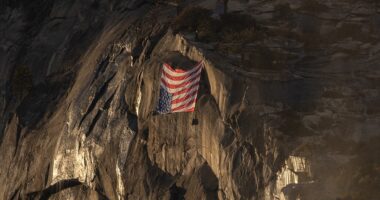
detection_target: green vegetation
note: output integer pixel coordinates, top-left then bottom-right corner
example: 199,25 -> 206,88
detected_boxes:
11,65 -> 33,98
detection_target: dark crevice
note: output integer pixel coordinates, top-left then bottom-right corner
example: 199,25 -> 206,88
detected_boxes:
126,110 -> 138,133
169,184 -> 186,200
103,89 -> 117,110
79,73 -> 116,127
27,178 -> 110,199
92,168 -> 114,200
87,111 -> 102,137
14,124 -> 22,156
86,89 -> 117,136
92,57 -> 110,84
221,128 -> 235,148
144,28 -> 168,60
9,188 -> 19,200
0,124 -> 5,147
141,128 -> 149,141
44,163 -> 50,187
27,179 -> 81,200
94,168 -> 106,195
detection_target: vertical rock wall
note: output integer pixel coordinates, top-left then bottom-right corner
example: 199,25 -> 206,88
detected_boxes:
0,0 -> 379,200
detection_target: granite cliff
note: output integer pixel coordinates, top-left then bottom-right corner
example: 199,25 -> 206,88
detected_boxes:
1,0 -> 380,199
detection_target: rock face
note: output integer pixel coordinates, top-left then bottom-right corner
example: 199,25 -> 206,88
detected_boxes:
1,0 -> 380,199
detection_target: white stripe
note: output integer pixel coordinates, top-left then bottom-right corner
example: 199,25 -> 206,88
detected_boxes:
163,62 -> 203,77
172,86 -> 199,100
171,95 -> 197,109
172,101 -> 196,112
162,67 -> 202,85
160,77 -> 201,93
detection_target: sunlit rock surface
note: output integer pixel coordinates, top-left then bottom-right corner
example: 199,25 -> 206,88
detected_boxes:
1,0 -> 380,199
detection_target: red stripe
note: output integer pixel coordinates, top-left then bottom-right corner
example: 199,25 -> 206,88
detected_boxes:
163,62 -> 203,74
161,76 -> 199,89
172,98 -> 197,112
171,90 -> 198,104
164,63 -> 185,73
162,66 -> 202,81
172,83 -> 199,96
185,108 -> 195,112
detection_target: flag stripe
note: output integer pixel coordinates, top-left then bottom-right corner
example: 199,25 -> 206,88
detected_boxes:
161,75 -> 200,89
172,83 -> 199,96
160,78 -> 200,93
174,102 -> 197,112
171,94 -> 197,109
172,85 -> 199,100
172,98 -> 197,112
174,106 -> 196,113
162,66 -> 202,82
171,90 -> 198,104
156,61 -> 203,114
163,62 -> 202,77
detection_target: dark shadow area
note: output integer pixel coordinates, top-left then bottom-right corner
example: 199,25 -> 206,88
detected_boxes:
169,184 -> 186,200
27,179 -> 81,200
16,72 -> 74,129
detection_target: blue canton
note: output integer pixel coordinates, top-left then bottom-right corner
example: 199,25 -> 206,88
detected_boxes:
156,86 -> 172,114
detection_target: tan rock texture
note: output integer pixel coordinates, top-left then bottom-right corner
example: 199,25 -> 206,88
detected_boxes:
1,0 -> 380,199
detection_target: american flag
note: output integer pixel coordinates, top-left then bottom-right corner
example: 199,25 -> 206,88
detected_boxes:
155,61 -> 204,114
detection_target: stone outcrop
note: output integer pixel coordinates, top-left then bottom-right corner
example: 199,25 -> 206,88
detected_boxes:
1,0 -> 380,199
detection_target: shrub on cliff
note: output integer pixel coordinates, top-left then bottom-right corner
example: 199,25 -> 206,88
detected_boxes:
172,6 -> 257,44
220,13 -> 257,43
196,17 -> 221,42
172,6 -> 213,33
